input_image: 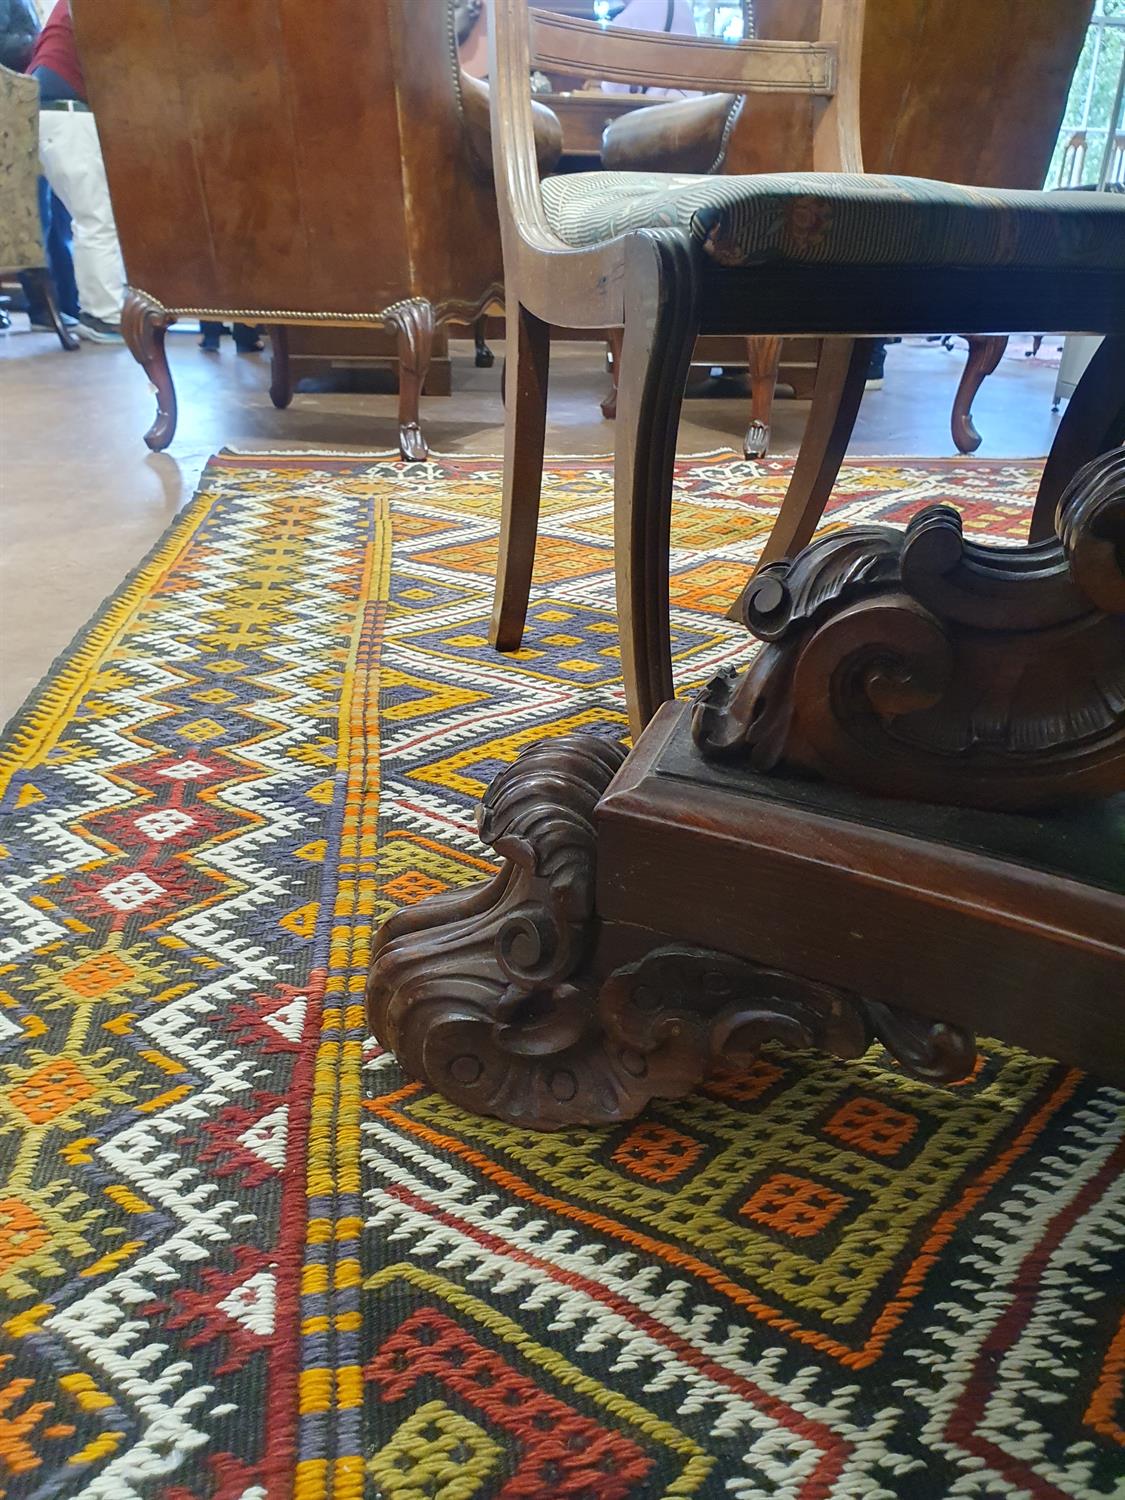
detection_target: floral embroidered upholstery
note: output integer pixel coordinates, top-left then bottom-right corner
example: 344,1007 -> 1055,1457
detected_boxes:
540,170 -> 1125,271
0,63 -> 45,274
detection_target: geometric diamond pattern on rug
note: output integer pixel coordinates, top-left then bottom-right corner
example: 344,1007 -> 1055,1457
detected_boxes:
3,447 -> 1122,1500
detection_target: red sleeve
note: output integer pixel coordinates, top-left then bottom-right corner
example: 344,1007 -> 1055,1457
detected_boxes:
27,2 -> 87,103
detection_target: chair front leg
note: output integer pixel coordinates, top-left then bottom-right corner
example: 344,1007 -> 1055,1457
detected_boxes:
489,299 -> 551,652
951,335 -> 1007,454
122,288 -> 178,451
616,230 -> 702,738
1030,335 -> 1125,542
726,336 -> 871,623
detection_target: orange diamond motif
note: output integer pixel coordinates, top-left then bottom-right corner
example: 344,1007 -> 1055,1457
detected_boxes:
705,1059 -> 785,1103
824,1095 -> 919,1158
612,1122 -> 703,1184
740,1173 -> 849,1239
10,1059 -> 94,1125
384,872 -> 446,906
0,1198 -> 50,1274
61,952 -> 134,999
671,559 -> 758,614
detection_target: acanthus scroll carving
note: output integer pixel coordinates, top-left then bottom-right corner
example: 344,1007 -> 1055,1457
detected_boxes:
695,448 -> 1125,810
367,735 -> 977,1129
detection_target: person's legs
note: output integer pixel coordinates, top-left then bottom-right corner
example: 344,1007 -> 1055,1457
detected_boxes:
38,110 -> 125,331
232,322 -> 264,353
46,190 -> 79,320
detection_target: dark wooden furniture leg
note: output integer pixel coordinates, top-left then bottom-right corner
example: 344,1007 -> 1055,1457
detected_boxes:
368,707 -> 1125,1129
489,300 -> 551,651
951,335 -> 1007,454
367,723 -> 984,1129
384,298 -> 435,462
744,335 -> 783,458
726,337 -> 871,623
1030,335 -> 1125,542
122,287 -> 178,451
474,315 -> 495,368
616,231 -> 702,736
601,328 -> 623,420
369,452 -> 1125,1130
23,267 -> 79,351
269,325 -> 292,408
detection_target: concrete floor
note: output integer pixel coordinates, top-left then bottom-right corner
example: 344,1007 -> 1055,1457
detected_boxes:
0,325 -> 1059,726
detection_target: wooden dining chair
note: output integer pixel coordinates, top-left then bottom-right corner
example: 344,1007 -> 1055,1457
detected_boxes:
487,0 -> 1125,737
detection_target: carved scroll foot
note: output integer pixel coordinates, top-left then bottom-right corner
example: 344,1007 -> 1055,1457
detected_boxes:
951,335 -> 1007,454
122,288 -> 178,451
473,315 -> 495,368
385,298 -> 434,462
369,734 -> 630,1127
367,735 -> 978,1129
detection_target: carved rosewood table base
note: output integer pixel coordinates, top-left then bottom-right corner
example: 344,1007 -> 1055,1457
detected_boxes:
368,706 -> 1124,1128
368,452 -> 1125,1127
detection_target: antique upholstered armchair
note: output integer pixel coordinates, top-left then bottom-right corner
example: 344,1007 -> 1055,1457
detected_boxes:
69,0 -> 560,459
486,0 -> 1125,736
0,63 -> 79,349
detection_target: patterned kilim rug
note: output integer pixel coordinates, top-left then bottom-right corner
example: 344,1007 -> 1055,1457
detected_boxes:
1,451 -> 1122,1500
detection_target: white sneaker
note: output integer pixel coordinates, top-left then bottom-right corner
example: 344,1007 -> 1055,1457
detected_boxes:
77,315 -> 125,344
29,313 -> 79,333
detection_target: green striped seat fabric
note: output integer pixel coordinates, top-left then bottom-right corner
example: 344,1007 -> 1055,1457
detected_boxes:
539,170 -> 1125,271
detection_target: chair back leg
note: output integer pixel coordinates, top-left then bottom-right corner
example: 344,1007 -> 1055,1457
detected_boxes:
615,230 -> 702,737
122,288 -> 178,451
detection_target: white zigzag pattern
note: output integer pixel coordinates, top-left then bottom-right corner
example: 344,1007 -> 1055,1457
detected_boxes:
895,1092 -> 1124,1498
362,1115 -> 943,1497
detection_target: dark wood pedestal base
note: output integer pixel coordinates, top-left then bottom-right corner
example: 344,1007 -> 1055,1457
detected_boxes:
368,704 -> 1124,1129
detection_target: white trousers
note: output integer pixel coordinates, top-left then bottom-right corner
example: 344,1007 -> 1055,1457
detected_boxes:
38,110 -> 125,325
